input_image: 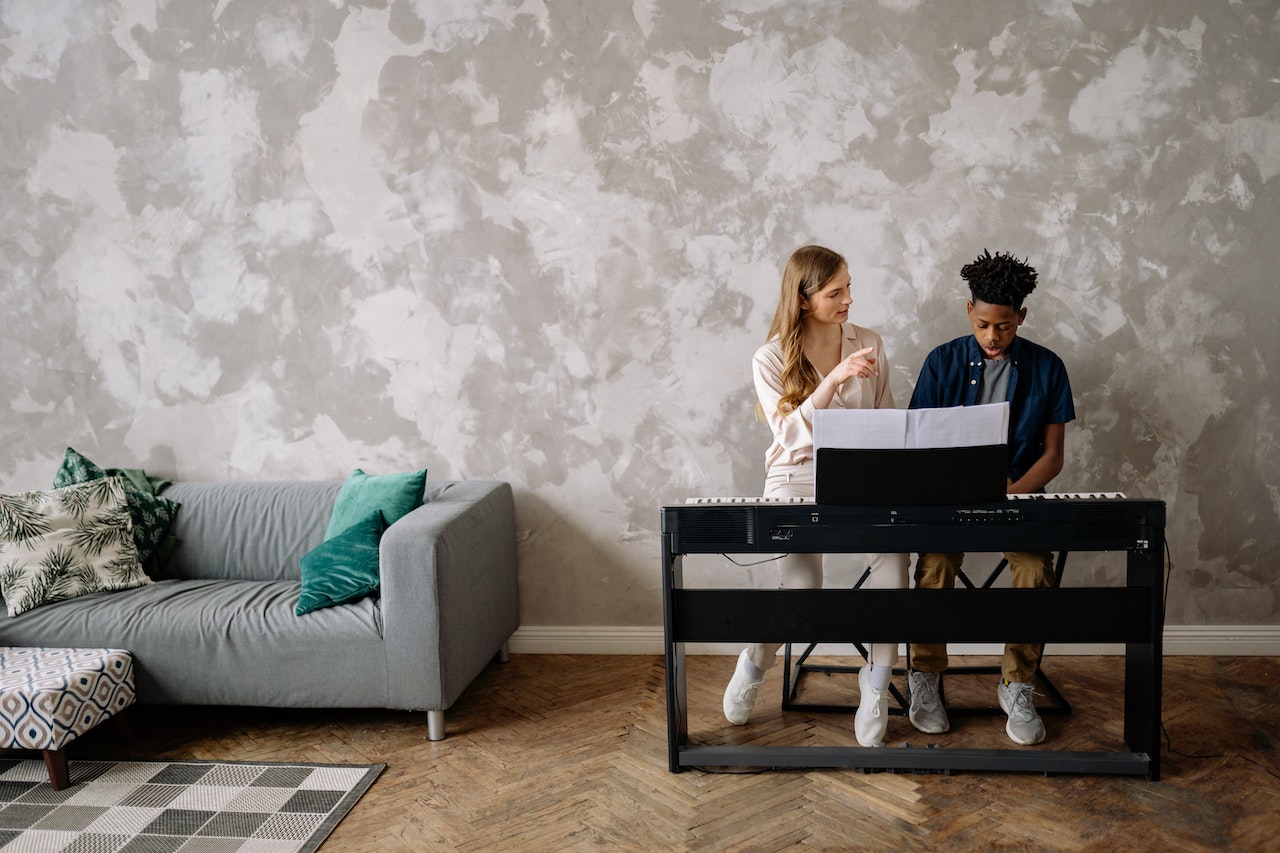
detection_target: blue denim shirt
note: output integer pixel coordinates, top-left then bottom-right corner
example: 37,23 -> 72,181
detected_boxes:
909,335 -> 1075,482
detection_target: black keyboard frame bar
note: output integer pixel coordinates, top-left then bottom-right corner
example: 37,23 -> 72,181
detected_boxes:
660,498 -> 1166,778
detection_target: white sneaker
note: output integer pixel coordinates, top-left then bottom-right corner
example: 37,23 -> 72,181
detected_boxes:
855,666 -> 889,747
722,650 -> 764,725
907,670 -> 950,734
997,681 -> 1046,745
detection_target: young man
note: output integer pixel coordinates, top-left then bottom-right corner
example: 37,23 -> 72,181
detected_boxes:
906,249 -> 1075,746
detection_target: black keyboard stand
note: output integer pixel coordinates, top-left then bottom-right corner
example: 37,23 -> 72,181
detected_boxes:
660,499 -> 1166,778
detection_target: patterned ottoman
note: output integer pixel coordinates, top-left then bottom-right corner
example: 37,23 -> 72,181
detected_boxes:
0,647 -> 136,790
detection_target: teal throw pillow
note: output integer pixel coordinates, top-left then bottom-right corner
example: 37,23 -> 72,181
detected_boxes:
323,468 -> 426,541
53,447 -> 181,575
297,510 -> 386,615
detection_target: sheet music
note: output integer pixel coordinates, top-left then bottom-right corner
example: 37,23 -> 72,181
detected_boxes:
909,403 -> 1009,448
814,402 -> 1009,450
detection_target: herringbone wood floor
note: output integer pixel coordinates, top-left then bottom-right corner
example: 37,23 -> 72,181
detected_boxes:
49,655 -> 1280,851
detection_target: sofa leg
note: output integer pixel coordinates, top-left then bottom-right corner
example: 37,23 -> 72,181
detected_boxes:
498,641 -> 510,664
427,710 -> 446,741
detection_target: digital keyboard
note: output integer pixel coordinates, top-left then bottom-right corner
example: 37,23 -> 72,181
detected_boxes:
664,494 -> 1162,553
684,492 -> 1127,505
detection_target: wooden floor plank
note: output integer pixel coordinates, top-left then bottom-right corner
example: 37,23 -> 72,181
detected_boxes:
21,654 -> 1279,852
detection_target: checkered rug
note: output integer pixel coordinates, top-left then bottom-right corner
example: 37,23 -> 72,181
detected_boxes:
0,758 -> 383,852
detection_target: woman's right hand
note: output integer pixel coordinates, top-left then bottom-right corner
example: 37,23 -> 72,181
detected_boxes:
828,346 -> 878,386
808,346 -> 878,411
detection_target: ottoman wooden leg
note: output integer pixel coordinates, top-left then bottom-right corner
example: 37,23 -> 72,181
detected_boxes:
42,749 -> 69,791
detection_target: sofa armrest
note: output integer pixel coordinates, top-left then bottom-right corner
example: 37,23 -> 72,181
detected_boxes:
377,480 -> 518,711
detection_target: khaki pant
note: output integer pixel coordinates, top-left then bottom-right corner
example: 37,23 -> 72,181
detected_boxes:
908,550 -> 1055,684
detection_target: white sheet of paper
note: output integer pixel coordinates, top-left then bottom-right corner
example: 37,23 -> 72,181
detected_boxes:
813,402 -> 1009,450
813,407 -> 908,449
908,403 -> 1009,448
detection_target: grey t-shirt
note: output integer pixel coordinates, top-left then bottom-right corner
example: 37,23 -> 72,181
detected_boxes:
979,356 -> 1012,405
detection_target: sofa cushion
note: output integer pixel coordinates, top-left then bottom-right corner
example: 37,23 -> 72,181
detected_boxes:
0,577 -> 388,707
0,477 -> 151,617
323,469 -> 426,541
52,447 -> 181,574
160,481 -> 342,582
297,510 -> 385,615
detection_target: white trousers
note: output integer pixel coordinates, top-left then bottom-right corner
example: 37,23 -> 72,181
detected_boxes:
746,462 -> 910,672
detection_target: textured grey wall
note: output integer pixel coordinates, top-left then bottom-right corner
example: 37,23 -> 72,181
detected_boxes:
2,1 -> 1277,630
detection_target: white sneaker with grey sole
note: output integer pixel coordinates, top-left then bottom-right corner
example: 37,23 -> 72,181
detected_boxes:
997,680 -> 1046,745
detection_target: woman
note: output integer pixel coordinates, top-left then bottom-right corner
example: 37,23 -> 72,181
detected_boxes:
722,244 -> 910,748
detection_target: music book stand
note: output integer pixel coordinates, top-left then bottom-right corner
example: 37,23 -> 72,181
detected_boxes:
814,444 -> 1007,506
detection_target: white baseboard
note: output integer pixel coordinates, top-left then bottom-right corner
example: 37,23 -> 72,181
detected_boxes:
508,624 -> 1280,656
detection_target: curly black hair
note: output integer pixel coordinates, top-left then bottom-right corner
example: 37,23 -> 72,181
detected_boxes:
960,249 -> 1038,308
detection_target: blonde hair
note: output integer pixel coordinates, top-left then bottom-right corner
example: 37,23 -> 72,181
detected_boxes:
756,245 -> 847,420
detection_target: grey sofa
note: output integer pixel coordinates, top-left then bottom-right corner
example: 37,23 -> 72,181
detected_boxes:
0,478 -> 519,740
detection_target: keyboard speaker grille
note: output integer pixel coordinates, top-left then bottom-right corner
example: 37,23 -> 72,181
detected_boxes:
681,507 -> 756,547
1070,504 -> 1144,542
